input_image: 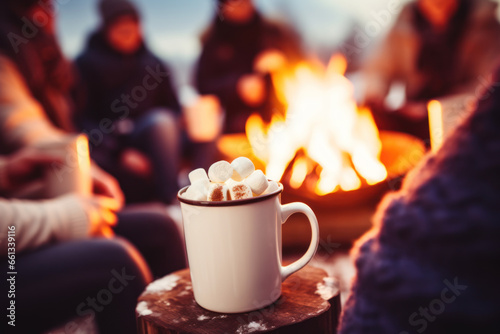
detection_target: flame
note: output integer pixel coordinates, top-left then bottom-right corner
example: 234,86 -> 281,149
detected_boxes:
246,54 -> 387,195
289,157 -> 309,189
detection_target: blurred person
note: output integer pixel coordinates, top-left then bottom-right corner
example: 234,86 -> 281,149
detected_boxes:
339,65 -> 500,333
362,0 -> 500,141
0,146 -> 151,334
0,2 -> 186,331
195,0 -> 304,134
0,0 -> 185,272
75,0 -> 182,204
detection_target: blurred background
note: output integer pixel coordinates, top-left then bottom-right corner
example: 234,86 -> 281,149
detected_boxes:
2,1 -> 500,332
56,0 -> 426,87
52,0 -> 500,248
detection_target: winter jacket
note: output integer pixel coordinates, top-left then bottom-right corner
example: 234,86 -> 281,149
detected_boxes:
363,0 -> 500,106
75,31 -> 181,129
195,13 -> 303,133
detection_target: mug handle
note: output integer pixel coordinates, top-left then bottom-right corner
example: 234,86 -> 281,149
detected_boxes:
280,202 -> 320,281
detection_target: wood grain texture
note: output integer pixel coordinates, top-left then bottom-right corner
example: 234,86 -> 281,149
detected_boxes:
136,266 -> 341,334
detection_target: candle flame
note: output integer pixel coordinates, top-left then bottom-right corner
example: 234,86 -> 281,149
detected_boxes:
428,100 -> 444,153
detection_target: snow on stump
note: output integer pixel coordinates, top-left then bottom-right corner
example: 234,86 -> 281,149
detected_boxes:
136,266 -> 341,334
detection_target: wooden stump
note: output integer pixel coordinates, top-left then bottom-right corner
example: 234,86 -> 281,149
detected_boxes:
136,266 -> 341,334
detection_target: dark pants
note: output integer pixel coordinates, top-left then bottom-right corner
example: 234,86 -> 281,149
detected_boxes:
1,206 -> 186,334
126,110 -> 180,203
89,109 -> 180,204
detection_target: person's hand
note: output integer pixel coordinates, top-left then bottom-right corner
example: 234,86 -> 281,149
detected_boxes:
3,147 -> 61,191
79,195 -> 121,238
237,74 -> 266,107
91,163 -> 125,209
254,49 -> 287,74
399,102 -> 428,121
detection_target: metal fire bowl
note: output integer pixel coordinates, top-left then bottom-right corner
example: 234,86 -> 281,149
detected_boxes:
217,131 -> 426,208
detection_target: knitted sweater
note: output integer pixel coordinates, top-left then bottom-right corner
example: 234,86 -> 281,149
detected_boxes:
339,67 -> 500,333
0,193 -> 88,257
0,56 -> 90,256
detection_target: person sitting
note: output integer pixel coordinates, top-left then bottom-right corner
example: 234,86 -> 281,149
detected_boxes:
339,64 -> 500,333
75,0 -> 182,204
0,146 -> 151,334
195,0 -> 304,134
362,0 -> 500,142
0,2 -> 186,332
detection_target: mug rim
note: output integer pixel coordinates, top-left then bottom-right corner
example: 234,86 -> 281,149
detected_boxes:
177,181 -> 283,207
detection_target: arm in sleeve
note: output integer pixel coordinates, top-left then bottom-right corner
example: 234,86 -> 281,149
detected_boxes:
0,194 -> 89,256
0,55 -> 65,152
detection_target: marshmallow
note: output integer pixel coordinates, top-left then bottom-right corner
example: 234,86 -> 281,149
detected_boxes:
208,183 -> 229,201
244,170 -> 269,195
225,178 -> 238,188
189,168 -> 210,186
231,157 -> 255,181
228,182 -> 253,200
208,160 -> 233,183
184,181 -> 208,201
263,180 -> 280,194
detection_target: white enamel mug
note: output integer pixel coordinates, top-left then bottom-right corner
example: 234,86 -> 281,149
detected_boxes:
178,184 -> 319,313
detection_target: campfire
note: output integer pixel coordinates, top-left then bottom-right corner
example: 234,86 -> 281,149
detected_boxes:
245,55 -> 388,196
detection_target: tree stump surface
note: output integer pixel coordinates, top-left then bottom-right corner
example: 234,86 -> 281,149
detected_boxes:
136,266 -> 341,334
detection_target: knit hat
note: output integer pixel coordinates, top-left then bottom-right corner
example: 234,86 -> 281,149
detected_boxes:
99,0 -> 140,25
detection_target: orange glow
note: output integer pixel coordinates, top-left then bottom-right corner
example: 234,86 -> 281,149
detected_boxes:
428,100 -> 444,153
326,53 -> 347,76
289,157 -> 309,189
245,54 -> 387,195
76,134 -> 92,196
76,135 -> 91,170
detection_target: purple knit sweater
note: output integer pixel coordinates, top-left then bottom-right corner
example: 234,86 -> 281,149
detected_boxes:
339,68 -> 500,333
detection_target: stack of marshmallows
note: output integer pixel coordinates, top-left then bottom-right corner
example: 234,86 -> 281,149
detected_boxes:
182,157 -> 280,201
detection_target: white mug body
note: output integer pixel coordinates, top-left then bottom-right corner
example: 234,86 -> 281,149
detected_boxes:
179,185 -> 319,313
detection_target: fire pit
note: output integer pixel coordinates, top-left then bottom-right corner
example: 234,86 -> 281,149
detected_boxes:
217,130 -> 425,208
216,55 -> 427,244
218,55 -> 426,207
217,130 -> 425,246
